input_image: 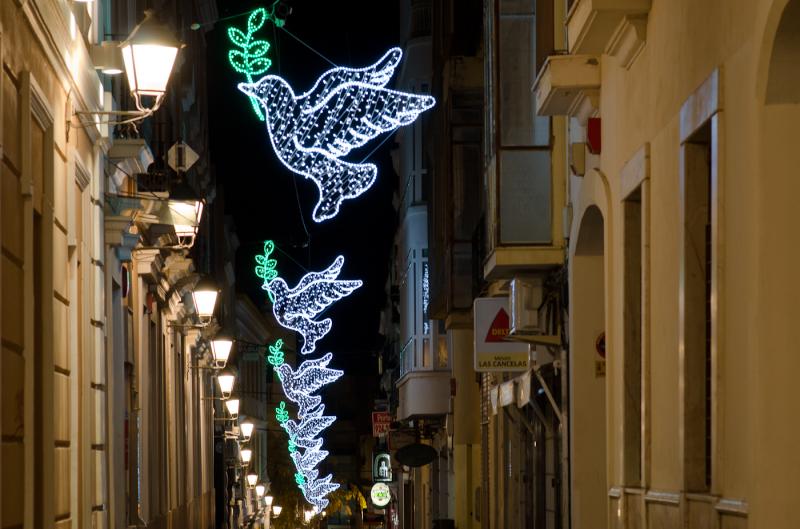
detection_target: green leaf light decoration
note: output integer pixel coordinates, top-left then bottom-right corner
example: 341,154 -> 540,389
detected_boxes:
267,338 -> 286,368
227,8 -> 273,120
254,240 -> 278,301
275,401 -> 290,424
295,472 -> 306,485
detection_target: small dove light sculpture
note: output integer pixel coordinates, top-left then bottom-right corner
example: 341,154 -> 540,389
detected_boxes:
238,47 -> 435,222
276,353 -> 344,417
264,255 -> 362,355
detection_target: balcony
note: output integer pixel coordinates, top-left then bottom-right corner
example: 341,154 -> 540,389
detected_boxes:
566,0 -> 650,65
533,54 -> 600,123
397,370 -> 451,420
484,246 -> 564,281
396,319 -> 451,420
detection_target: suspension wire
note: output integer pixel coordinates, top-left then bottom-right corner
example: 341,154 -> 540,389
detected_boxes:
269,13 -> 311,257
357,133 -> 394,164
276,24 -> 338,68
272,241 -> 310,274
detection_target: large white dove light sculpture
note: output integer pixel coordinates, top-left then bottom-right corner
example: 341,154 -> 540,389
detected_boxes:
238,47 -> 435,222
264,254 -> 362,355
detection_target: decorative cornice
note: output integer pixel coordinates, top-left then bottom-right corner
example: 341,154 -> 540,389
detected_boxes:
606,15 -> 648,69
104,216 -> 140,262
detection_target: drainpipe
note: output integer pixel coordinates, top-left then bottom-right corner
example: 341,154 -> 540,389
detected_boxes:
128,363 -> 147,527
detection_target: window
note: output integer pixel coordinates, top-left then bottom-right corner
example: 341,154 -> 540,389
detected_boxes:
682,121 -> 713,491
623,188 -> 643,486
486,0 -> 554,248
399,246 -> 436,375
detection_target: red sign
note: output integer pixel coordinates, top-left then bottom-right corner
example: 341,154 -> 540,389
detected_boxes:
372,411 -> 391,437
485,308 -> 511,342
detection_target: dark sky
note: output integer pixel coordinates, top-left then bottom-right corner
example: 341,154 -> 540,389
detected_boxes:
207,1 -> 400,370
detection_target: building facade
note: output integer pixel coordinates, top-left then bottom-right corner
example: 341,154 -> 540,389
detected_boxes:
1,1 -> 220,528
393,1 -> 800,529
533,0 -> 800,528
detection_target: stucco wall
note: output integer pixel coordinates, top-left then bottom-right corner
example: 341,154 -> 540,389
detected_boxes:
566,0 -> 800,527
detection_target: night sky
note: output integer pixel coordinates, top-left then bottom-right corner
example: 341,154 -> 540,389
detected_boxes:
207,1 -> 400,371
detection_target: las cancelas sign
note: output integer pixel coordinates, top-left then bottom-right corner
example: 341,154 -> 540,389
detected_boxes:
474,297 -> 530,372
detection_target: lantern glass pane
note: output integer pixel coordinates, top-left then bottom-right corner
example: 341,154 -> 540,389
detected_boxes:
168,200 -> 202,237
240,448 -> 252,463
192,290 -> 217,319
211,339 -> 233,366
225,399 -> 240,416
217,375 -> 234,395
122,43 -> 178,95
240,421 -> 254,439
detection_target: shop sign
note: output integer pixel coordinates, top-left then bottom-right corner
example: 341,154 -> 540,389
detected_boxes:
372,411 -> 391,437
373,452 -> 392,482
474,297 -> 530,372
371,482 -> 391,508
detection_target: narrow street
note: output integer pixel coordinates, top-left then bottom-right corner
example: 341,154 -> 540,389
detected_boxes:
1,1 -> 799,528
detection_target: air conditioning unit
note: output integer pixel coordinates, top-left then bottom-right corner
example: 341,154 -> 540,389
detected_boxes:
509,277 -> 543,338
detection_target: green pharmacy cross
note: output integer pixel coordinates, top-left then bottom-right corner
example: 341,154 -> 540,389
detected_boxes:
227,7 -> 278,120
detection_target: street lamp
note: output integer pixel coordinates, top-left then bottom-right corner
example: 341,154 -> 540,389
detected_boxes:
265,495 -> 274,506
211,333 -> 234,369
121,10 -> 183,112
239,420 -> 254,441
164,181 -> 204,248
246,473 -> 258,488
74,10 -> 182,129
255,484 -> 265,498
240,448 -> 252,465
225,398 -> 240,419
191,276 -> 219,323
272,506 -> 282,517
216,373 -> 235,399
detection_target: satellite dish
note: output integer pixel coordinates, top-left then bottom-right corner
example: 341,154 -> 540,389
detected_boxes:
394,443 -> 437,467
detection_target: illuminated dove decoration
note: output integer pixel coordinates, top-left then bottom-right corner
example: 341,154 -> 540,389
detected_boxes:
265,255 -> 362,354
276,353 -> 343,416
291,436 -> 323,452
283,414 -> 336,449
238,47 -> 436,222
301,475 -> 339,509
291,447 -> 330,475
290,393 -> 322,419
